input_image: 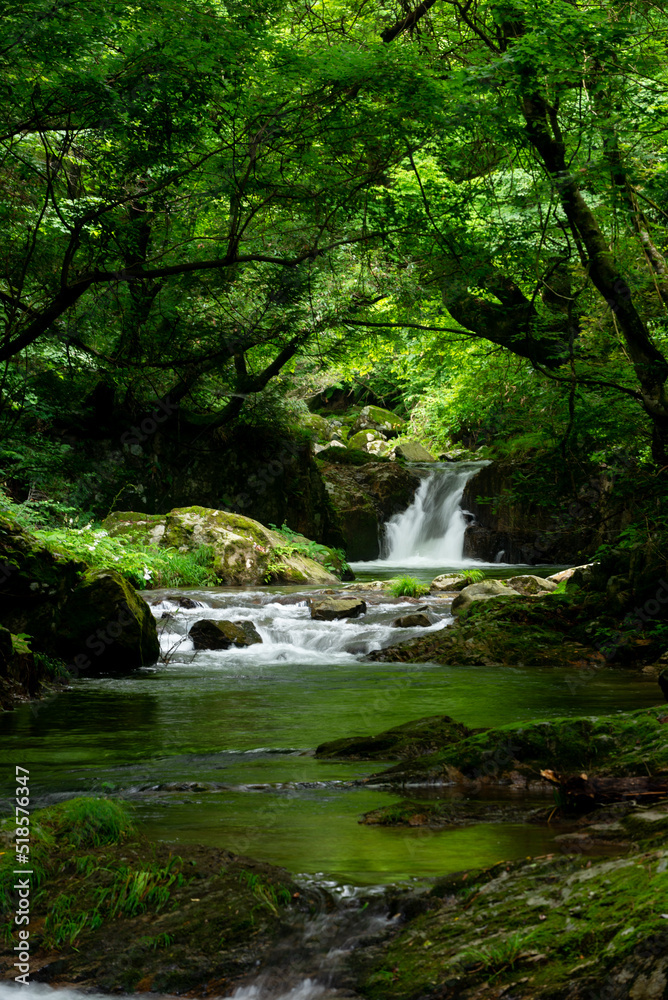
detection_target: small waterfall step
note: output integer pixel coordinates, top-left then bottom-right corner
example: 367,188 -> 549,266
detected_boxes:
380,460 -> 489,566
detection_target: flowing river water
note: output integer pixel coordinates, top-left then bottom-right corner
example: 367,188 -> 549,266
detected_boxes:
0,463 -> 663,998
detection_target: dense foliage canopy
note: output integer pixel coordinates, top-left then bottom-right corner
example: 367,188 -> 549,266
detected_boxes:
3,0 -> 668,493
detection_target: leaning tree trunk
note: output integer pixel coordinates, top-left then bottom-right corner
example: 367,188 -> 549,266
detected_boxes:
521,91 -> 668,463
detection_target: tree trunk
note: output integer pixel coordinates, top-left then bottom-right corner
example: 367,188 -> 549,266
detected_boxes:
522,92 -> 668,462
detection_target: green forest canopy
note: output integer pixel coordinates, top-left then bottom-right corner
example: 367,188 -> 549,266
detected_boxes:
2,0 -> 668,465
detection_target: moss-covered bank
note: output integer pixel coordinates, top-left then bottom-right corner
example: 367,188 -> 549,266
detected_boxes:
314,707 -> 668,788
370,591 -> 667,670
356,844 -> 668,1000
0,798 -> 324,994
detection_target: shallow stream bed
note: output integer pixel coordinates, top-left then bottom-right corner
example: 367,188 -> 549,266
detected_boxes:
0,584 -> 661,886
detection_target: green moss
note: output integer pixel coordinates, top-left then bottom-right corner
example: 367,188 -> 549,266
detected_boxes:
360,848 -> 668,999
316,715 -> 473,761
0,796 -> 317,992
374,706 -> 668,784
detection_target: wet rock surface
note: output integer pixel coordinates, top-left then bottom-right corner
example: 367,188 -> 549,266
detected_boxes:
369,706 -> 668,788
369,594 -> 607,668
309,597 -> 367,621
189,618 -> 262,649
318,459 -> 421,560
391,612 -> 433,628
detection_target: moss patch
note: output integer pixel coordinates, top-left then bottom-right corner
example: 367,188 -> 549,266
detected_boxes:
372,706 -> 668,785
357,847 -> 668,1000
315,715 -> 474,761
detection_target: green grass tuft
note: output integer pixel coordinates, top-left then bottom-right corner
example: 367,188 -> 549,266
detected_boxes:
389,576 -> 430,598
42,797 -> 135,848
456,569 -> 484,585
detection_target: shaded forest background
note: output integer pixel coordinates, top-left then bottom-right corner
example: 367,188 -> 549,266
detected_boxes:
2,0 -> 668,558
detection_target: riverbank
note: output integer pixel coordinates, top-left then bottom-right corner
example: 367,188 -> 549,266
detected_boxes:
2,795 -> 668,998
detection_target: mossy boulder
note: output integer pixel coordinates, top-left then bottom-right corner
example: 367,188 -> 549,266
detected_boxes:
300,412 -> 335,443
0,514 -> 160,696
315,715 -> 473,761
348,429 -> 387,452
350,405 -> 406,437
359,846 -> 668,1000
0,512 -> 84,646
189,619 -> 262,650
103,507 -> 340,586
0,798 -> 325,994
56,569 -> 160,674
451,578 -> 521,616
369,595 -> 607,668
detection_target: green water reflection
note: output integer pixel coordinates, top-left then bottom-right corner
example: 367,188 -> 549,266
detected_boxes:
0,632 -> 660,883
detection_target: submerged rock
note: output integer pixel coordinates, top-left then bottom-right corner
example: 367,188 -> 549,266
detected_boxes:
309,597 -> 367,621
315,714 -> 473,760
190,618 -> 262,650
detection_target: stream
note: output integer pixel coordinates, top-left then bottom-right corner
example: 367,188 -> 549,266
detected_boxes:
0,462 -> 662,998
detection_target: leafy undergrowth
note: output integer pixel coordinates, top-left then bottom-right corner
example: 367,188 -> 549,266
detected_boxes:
267,523 -> 350,579
34,526 -> 218,589
0,798 -> 315,994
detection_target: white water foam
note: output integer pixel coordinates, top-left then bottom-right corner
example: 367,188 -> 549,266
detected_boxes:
155,596 -> 450,668
356,460 -> 494,571
225,979 -> 327,999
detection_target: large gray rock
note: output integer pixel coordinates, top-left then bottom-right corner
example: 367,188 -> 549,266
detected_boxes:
190,619 -> 262,650
430,574 -> 470,592
392,613 -> 432,628
309,598 -> 367,621
507,574 -> 557,596
393,441 -> 436,462
451,579 -> 520,616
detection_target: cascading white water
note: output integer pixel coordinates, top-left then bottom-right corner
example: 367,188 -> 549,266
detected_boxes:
379,461 -> 488,568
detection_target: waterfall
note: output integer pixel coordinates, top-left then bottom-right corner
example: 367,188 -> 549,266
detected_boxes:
376,461 -> 489,569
